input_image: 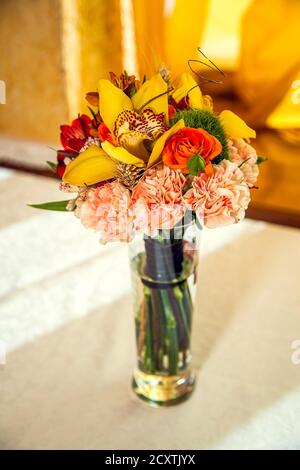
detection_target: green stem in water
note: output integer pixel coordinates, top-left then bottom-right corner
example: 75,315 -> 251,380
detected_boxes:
144,287 -> 155,373
150,288 -> 165,371
174,285 -> 190,341
160,289 -> 179,375
181,281 -> 193,331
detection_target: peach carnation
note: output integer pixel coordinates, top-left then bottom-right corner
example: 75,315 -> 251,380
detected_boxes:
184,160 -> 250,228
78,181 -> 132,243
131,163 -> 186,234
228,139 -> 259,187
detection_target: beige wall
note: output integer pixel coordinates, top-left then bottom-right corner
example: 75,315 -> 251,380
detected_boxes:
0,0 -> 122,145
0,0 -> 68,143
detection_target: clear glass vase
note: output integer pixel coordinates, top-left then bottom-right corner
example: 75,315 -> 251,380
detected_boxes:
129,222 -> 200,406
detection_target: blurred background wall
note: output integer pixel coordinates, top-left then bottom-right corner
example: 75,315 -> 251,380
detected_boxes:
0,0 -> 69,142
0,0 -> 122,142
0,0 -> 300,222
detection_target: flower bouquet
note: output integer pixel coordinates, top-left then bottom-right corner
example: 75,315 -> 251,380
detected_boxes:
32,67 -> 264,406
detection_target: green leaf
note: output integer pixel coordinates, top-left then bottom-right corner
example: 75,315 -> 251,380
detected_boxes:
57,151 -> 77,158
88,106 -> 98,121
187,153 -> 206,175
257,155 -> 268,165
46,161 -> 57,172
28,200 -> 73,211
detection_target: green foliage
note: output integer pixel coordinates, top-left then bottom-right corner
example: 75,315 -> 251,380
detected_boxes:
88,106 -> 98,121
28,200 -> 73,211
46,161 -> 57,172
187,153 -> 206,175
257,155 -> 268,165
170,108 -> 229,163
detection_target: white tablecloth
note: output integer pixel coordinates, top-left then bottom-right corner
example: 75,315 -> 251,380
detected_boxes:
0,165 -> 300,450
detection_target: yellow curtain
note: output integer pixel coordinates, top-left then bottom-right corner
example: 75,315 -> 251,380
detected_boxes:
132,0 -> 166,78
132,0 -> 208,79
236,0 -> 300,129
61,0 -> 124,114
164,0 -> 209,77
198,0 -> 251,70
77,0 -> 123,112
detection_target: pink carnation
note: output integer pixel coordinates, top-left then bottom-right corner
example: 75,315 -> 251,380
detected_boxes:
228,139 -> 259,187
131,163 -> 186,234
78,181 -> 132,243
184,160 -> 250,228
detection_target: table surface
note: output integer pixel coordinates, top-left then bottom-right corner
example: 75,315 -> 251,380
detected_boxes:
0,161 -> 300,450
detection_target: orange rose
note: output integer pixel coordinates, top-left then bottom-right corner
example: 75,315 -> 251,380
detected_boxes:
162,127 -> 222,174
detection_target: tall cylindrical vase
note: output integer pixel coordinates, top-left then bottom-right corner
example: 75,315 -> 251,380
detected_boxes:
129,223 -> 200,406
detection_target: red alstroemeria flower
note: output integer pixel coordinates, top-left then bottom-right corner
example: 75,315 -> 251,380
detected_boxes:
97,121 -> 114,144
168,96 -> 189,113
60,114 -> 94,153
56,150 -> 77,178
168,104 -> 177,120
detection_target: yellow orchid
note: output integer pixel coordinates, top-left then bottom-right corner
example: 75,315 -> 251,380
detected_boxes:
99,73 -> 168,135
63,120 -> 185,186
219,110 -> 256,140
63,73 -> 185,187
172,73 -> 213,110
63,145 -> 118,186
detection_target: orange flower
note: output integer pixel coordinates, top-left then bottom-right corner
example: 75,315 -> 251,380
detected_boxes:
86,91 -> 99,107
162,127 -> 222,174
